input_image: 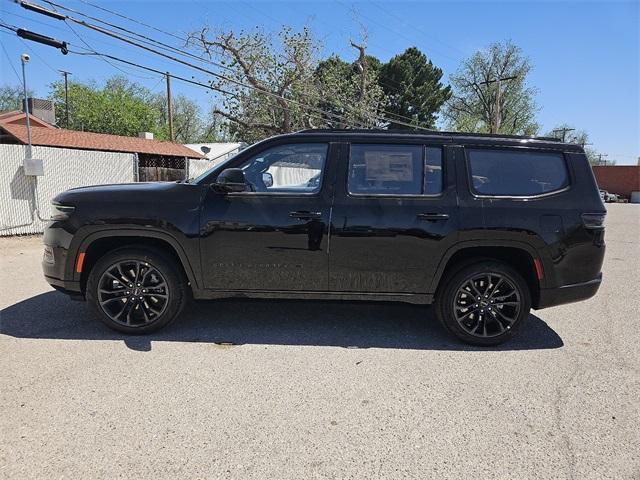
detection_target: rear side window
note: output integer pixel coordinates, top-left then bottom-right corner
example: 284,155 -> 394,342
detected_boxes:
348,144 -> 443,195
467,149 -> 569,196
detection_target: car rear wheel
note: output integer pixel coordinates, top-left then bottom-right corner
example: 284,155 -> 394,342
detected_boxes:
435,261 -> 531,346
86,247 -> 187,334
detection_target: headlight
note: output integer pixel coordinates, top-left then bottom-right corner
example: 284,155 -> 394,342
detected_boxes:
50,203 -> 75,220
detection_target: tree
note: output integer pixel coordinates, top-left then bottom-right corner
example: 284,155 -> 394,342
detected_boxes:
313,51 -> 385,129
50,76 -> 163,137
444,41 -> 539,135
545,123 -> 607,165
187,26 -> 385,141
0,84 -> 33,112
378,47 -> 451,129
152,93 -> 216,143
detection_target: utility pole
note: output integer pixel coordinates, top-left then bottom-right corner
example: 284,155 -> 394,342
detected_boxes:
166,72 -> 174,142
20,54 -> 32,160
59,70 -> 71,128
597,153 -> 609,166
479,75 -> 518,134
552,127 -> 575,142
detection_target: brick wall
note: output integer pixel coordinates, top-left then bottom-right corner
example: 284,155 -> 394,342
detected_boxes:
592,166 -> 640,198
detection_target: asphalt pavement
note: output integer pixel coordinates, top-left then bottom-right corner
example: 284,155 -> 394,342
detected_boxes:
1,204 -> 638,479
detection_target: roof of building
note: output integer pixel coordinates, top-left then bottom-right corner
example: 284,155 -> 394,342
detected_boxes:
0,111 -> 204,158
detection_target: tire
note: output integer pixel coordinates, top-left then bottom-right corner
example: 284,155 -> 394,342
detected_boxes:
434,261 -> 531,346
86,247 -> 187,334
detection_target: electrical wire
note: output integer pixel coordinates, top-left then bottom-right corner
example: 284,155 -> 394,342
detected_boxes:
12,3 -> 435,130
1,38 -> 23,83
48,5 -> 432,130
38,0 -> 432,127
40,0 -> 237,74
17,36 -> 58,73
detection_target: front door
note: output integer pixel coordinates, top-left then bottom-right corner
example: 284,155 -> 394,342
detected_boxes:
329,142 -> 459,294
199,141 -> 336,291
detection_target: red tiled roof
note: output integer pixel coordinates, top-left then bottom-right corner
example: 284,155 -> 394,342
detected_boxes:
0,111 -> 203,158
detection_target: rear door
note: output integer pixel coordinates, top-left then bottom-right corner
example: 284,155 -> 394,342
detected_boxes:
328,140 -> 459,294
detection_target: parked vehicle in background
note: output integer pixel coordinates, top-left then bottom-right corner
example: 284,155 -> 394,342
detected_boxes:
42,130 -> 606,346
599,189 -> 619,203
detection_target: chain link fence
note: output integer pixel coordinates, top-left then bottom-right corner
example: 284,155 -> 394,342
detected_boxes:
0,145 -> 135,236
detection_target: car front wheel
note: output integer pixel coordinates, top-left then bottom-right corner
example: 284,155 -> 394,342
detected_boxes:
86,247 -> 187,334
435,261 -> 531,346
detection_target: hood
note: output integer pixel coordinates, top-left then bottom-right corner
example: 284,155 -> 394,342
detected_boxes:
53,182 -> 183,205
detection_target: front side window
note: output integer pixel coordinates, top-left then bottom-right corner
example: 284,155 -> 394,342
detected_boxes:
467,149 -> 569,196
238,143 -> 328,193
348,144 -> 443,195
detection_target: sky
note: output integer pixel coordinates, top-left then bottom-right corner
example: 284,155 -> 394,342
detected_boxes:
1,0 -> 638,164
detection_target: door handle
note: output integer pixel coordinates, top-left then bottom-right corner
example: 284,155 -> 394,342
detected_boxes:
289,211 -> 322,220
417,213 -> 450,221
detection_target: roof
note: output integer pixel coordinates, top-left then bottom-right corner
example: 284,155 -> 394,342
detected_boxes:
287,128 -> 583,152
296,128 -> 563,143
0,111 -> 203,158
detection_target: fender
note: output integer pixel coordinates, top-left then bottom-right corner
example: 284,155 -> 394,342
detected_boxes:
428,238 -> 546,293
69,226 -> 201,290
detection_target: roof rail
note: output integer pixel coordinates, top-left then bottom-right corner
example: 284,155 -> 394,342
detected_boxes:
294,128 -> 564,142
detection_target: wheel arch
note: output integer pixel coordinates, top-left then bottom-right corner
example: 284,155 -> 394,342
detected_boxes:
75,229 -> 199,294
431,241 -> 542,308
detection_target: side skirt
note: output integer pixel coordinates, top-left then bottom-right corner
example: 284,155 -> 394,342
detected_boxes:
192,289 -> 433,305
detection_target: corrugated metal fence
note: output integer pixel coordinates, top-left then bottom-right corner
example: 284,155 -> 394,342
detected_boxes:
0,145 -> 135,236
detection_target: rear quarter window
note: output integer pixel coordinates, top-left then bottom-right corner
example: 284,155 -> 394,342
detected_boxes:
467,148 -> 569,196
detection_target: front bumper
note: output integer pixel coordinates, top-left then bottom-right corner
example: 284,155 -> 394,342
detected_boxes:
535,273 -> 602,309
43,244 -> 83,299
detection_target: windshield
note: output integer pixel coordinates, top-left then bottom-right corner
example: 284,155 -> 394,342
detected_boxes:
189,149 -> 244,184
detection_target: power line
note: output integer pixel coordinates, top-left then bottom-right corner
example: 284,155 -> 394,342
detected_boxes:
32,3 -> 432,130
1,38 -> 23,83
551,127 -> 575,142
69,49 -> 353,129
335,0 -> 460,64
368,0 -> 467,57
15,2 -> 436,131
63,19 -> 154,79
17,36 -> 58,73
39,0 -> 236,74
36,0 -> 431,127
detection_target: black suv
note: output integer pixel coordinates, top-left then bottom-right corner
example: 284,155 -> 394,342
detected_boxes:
43,130 -> 606,345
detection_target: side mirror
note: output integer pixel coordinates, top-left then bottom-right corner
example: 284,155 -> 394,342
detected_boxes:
262,172 -> 273,188
214,168 -> 248,193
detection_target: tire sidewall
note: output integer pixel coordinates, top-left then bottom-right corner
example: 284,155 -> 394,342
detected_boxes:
86,247 -> 186,335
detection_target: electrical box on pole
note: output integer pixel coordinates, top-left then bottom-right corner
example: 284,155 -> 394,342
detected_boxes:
24,158 -> 44,176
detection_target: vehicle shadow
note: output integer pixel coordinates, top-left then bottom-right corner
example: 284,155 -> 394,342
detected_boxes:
1,291 -> 564,352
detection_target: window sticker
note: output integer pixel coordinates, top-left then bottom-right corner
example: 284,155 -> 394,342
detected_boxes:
364,151 -> 414,182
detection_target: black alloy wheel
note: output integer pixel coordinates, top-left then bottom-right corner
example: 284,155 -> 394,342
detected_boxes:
452,273 -> 521,338
435,261 -> 531,346
97,260 -> 169,327
86,247 -> 187,334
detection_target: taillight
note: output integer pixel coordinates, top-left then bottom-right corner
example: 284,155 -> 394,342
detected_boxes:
581,213 -> 606,229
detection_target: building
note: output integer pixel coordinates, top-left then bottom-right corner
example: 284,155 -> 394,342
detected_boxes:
185,142 -> 245,165
592,165 -> 640,199
0,110 -> 204,236
0,110 -> 203,181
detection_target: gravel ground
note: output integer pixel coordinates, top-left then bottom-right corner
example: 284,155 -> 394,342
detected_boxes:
1,204 -> 638,479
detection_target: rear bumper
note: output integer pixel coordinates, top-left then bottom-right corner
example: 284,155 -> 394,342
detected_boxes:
535,273 -> 602,309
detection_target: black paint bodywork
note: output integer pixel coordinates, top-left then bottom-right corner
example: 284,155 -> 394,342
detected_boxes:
43,131 -> 606,309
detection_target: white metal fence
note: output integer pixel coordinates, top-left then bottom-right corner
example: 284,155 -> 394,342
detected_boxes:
0,145 -> 135,236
